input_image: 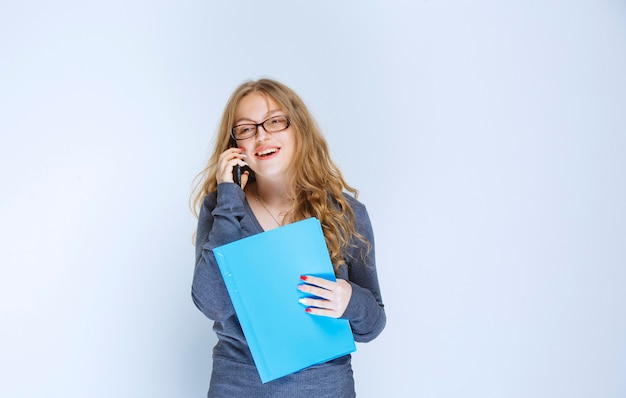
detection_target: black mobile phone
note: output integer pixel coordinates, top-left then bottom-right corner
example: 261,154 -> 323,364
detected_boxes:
230,137 -> 251,187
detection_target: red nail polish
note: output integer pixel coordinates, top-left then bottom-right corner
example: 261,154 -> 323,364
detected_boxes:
305,308 -> 312,313
300,275 -> 308,281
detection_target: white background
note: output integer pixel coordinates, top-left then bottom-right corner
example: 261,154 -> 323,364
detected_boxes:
1,1 -> 625,397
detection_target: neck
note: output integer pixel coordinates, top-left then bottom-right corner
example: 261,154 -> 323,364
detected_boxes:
254,178 -> 292,207
252,180 -> 293,228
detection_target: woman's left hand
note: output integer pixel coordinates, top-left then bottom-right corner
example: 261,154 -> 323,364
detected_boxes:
297,275 -> 352,318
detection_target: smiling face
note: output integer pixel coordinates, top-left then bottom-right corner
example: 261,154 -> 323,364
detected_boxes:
233,92 -> 296,182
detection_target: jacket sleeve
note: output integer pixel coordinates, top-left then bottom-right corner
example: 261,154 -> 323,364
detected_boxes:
340,200 -> 386,342
191,183 -> 247,321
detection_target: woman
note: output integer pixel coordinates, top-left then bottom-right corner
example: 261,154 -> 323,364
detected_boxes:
191,78 -> 385,397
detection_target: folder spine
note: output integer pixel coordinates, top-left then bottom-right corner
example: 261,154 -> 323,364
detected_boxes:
214,251 -> 270,380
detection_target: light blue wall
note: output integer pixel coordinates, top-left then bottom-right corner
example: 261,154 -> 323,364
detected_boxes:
1,1 -> 625,397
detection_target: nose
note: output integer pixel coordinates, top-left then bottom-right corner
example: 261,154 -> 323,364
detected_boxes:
255,124 -> 271,141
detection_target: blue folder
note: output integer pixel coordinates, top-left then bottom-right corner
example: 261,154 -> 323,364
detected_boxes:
212,217 -> 356,383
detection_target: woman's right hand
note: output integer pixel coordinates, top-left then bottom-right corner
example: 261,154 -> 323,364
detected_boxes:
216,147 -> 249,188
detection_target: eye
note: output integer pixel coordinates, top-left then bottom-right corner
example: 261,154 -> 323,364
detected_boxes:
235,125 -> 255,135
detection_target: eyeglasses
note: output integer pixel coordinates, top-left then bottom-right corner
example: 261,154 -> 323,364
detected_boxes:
231,115 -> 291,140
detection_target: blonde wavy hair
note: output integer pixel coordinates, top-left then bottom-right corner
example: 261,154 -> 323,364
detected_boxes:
190,78 -> 368,270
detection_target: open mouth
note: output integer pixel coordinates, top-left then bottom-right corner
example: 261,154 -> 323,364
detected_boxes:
255,147 -> 279,158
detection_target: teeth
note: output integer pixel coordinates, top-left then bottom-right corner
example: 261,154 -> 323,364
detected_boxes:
257,148 -> 278,156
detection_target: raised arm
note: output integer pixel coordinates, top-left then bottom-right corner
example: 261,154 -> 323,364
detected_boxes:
191,183 -> 247,321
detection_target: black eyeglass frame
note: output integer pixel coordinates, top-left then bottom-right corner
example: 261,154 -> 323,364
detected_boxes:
230,115 -> 291,141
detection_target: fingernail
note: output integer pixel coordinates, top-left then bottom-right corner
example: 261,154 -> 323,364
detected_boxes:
300,275 -> 308,281
298,298 -> 306,305
305,308 -> 312,313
